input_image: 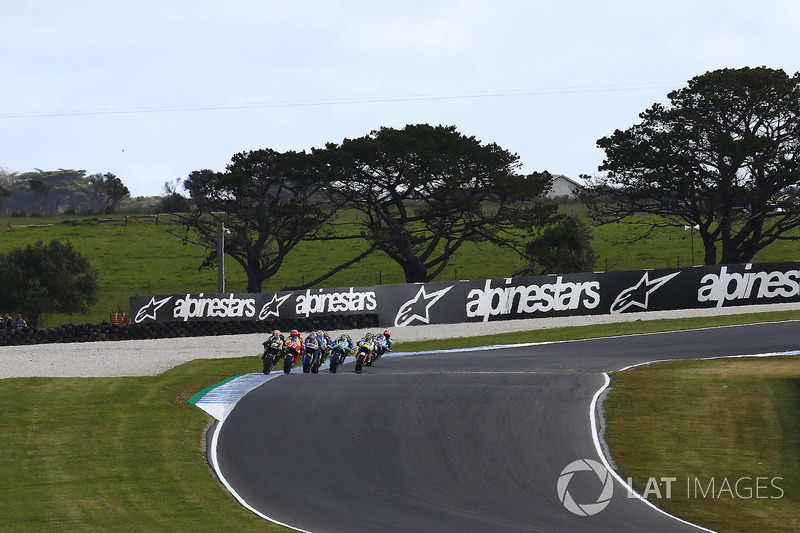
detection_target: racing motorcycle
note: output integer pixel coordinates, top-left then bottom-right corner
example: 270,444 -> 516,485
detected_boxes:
369,333 -> 390,366
302,334 -> 322,373
355,338 -> 375,372
261,337 -> 284,374
328,337 -> 350,373
283,338 -> 303,373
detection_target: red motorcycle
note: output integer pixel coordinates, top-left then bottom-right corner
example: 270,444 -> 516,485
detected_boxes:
283,338 -> 303,373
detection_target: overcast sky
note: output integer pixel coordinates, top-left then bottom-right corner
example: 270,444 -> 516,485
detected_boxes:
3,1 -> 800,197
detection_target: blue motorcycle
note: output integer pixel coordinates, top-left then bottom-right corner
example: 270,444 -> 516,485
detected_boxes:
368,333 -> 391,366
328,336 -> 352,373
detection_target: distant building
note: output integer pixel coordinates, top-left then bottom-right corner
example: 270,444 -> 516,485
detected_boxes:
545,175 -> 583,199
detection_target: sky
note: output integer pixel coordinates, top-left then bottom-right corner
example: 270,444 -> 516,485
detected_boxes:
3,1 -> 800,198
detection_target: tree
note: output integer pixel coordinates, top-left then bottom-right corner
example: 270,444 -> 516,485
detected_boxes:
319,124 -> 559,282
521,216 -> 597,275
103,173 -> 129,213
0,240 -> 99,327
87,173 -> 107,212
0,186 -> 9,212
159,178 -> 193,213
0,168 -> 15,213
581,67 -> 800,265
28,178 -> 53,215
178,149 -> 335,292
86,172 -> 130,214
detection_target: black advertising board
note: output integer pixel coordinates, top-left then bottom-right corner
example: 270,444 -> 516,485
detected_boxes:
129,262 -> 800,328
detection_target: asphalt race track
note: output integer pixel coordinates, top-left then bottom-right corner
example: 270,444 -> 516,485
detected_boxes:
213,321 -> 800,533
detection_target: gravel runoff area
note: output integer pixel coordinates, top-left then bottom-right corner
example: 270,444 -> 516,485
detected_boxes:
0,303 -> 797,379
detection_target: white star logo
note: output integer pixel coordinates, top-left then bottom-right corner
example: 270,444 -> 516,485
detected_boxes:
258,293 -> 292,320
394,286 -> 453,327
610,272 -> 680,314
134,296 -> 172,323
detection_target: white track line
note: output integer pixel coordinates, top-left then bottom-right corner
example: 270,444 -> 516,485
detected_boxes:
590,348 -> 800,533
204,323 -> 800,533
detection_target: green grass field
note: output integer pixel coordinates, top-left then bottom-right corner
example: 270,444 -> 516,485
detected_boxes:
1,210 -> 799,532
2,211 -> 799,328
1,311 -> 799,532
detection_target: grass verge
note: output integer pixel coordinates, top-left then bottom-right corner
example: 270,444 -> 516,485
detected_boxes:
0,310 -> 798,531
605,356 -> 800,533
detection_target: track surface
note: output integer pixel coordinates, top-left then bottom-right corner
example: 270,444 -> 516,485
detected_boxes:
215,321 -> 800,532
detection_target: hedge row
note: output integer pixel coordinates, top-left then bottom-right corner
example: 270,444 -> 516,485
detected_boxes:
0,314 -> 379,346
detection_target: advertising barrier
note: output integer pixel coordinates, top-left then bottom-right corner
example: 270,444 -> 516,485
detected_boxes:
130,262 -> 800,328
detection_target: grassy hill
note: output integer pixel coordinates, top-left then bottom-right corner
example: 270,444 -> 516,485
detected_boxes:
1,208 -> 798,328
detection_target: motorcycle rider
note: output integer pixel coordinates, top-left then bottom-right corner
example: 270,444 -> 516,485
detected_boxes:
304,331 -> 319,352
263,329 -> 285,355
287,329 -> 303,344
261,329 -> 285,374
302,331 -> 321,372
331,333 -> 353,355
374,331 -> 392,359
357,332 -> 375,357
316,330 -> 332,363
382,329 -> 393,351
285,329 -> 305,361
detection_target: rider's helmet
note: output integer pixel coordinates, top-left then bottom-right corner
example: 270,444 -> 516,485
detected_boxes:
383,329 -> 391,338
365,332 -> 373,340
290,329 -> 299,337
273,330 -> 280,337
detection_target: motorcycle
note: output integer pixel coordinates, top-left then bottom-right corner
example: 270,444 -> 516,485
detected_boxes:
355,339 -> 375,372
369,333 -> 390,366
283,338 -> 303,373
261,337 -> 284,374
302,335 -> 322,373
328,338 -> 350,373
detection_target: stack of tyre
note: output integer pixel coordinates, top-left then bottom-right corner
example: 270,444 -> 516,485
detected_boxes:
0,314 -> 378,346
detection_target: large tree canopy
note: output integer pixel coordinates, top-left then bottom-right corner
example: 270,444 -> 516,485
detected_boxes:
179,149 -> 334,292
319,124 -> 558,282
0,240 -> 98,327
582,66 -> 800,265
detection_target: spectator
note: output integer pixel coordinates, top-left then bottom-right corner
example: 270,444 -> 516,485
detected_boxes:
3,313 -> 12,330
12,314 -> 27,331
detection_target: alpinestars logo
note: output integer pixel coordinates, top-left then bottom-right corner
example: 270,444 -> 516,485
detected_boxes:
259,293 -> 292,320
610,272 -> 680,314
134,296 -> 172,323
394,286 -> 453,326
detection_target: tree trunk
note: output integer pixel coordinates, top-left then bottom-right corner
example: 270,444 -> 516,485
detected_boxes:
246,277 -> 263,293
400,261 -> 427,283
